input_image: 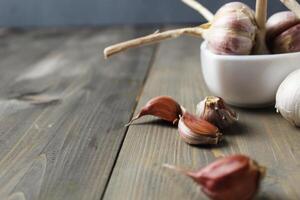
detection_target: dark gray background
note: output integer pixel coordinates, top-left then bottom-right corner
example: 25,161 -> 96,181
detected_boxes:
0,0 -> 288,27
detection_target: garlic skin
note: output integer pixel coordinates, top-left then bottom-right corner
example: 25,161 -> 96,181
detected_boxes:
276,69 -> 300,127
266,11 -> 300,54
165,155 -> 266,200
196,96 -> 238,129
273,23 -> 300,53
126,96 -> 182,126
205,2 -> 257,55
266,11 -> 300,42
178,112 -> 222,145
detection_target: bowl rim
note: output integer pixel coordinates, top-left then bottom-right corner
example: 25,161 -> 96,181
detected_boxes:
201,41 -> 300,60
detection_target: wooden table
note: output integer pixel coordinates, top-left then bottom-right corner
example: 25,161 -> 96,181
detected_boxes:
0,27 -> 299,200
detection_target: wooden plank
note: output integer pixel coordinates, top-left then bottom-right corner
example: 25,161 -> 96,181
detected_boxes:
0,29 -> 77,159
0,27 -> 156,200
103,29 -> 300,199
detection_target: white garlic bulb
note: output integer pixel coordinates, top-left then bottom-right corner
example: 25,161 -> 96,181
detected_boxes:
276,69 -> 300,127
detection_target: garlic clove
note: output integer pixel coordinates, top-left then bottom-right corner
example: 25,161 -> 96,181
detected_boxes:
178,112 -> 222,145
126,96 -> 183,126
196,96 -> 238,130
165,155 -> 266,200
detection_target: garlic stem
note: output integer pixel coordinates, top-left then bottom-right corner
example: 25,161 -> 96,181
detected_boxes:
281,0 -> 300,18
104,27 -> 204,58
181,0 -> 214,21
255,0 -> 268,29
253,0 -> 269,54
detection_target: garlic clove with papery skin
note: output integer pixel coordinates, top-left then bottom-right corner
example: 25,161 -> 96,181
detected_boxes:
164,155 -> 266,200
276,69 -> 300,127
126,96 -> 183,126
196,96 -> 238,129
178,112 -> 222,145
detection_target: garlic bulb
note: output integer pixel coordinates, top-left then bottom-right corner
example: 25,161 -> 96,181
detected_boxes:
103,1 -> 261,58
204,2 -> 257,55
267,11 -> 300,53
266,11 -> 300,42
267,0 -> 300,53
276,69 -> 300,126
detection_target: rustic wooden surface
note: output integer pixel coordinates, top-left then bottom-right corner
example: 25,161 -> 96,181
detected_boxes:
102,30 -> 300,200
0,28 -> 156,200
0,27 -> 300,200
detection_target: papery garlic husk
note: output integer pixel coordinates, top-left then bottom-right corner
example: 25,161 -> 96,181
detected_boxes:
204,2 -> 257,55
165,155 -> 266,200
272,23 -> 300,53
266,11 -> 300,54
178,112 -> 222,145
276,69 -> 300,127
196,96 -> 238,129
266,11 -> 300,42
126,96 -> 183,126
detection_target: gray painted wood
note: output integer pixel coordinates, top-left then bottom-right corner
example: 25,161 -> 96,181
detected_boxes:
0,0 -> 287,27
103,28 -> 300,200
0,27 -> 156,200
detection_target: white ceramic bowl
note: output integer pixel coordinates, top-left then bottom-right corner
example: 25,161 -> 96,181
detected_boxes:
201,42 -> 300,108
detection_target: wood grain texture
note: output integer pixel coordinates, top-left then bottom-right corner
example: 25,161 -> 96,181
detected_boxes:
103,28 -> 300,200
0,27 -> 156,200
